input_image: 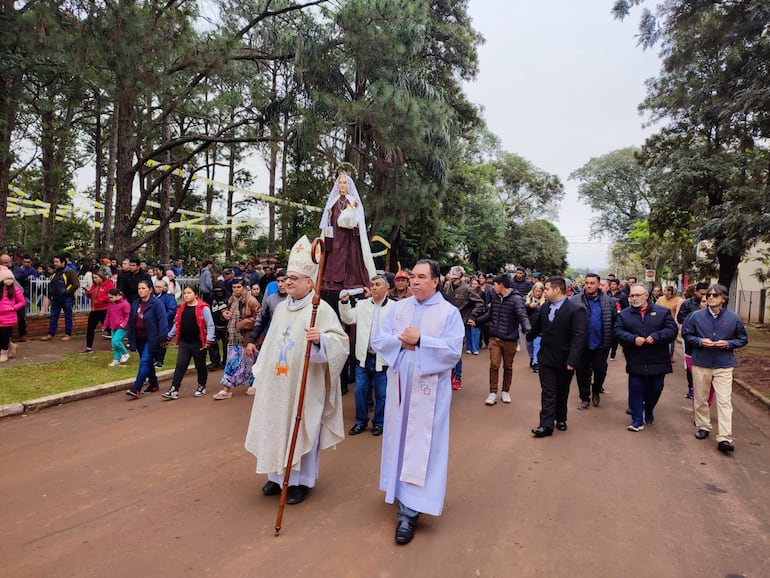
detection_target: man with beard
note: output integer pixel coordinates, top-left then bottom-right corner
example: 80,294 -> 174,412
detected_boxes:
615,284 -> 678,431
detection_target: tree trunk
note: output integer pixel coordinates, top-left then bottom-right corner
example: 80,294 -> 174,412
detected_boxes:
716,248 -> 741,289
113,79 -> 137,260
280,111 -> 289,251
93,90 -> 103,255
0,0 -> 21,250
225,143 -> 236,262
268,69 -> 278,253
158,116 -> 171,264
102,102 -> 118,254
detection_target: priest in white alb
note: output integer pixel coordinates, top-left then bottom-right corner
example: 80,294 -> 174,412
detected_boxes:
371,259 -> 464,545
244,236 -> 349,506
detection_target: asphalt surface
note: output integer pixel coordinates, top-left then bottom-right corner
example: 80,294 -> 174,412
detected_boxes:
1,344 -> 769,577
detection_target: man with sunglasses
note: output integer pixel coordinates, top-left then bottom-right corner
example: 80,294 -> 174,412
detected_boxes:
682,285 -> 748,453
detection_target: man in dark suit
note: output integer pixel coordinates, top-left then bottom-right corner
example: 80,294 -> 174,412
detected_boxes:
527,276 -> 587,437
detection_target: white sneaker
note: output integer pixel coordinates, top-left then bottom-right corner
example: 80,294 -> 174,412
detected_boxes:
516,344 -> 521,352
108,360 -> 122,367
501,391 -> 512,404
485,393 -> 498,406
120,353 -> 130,363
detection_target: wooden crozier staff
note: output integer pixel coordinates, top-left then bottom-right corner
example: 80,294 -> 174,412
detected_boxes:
274,237 -> 326,537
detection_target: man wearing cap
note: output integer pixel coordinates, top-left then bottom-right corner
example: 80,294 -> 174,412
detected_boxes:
390,270 -> 412,300
371,259 -> 464,545
245,237 -> 349,505
444,265 -> 485,390
207,284 -> 230,369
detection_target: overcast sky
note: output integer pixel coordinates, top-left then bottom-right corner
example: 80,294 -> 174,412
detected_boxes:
463,1 -> 662,271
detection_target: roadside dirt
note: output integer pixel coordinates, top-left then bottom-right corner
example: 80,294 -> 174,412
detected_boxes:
735,325 -> 770,399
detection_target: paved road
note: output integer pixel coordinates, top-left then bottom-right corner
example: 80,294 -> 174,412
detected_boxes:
1,348 -> 769,577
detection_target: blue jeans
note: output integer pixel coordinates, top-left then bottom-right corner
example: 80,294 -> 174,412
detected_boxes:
465,326 -> 480,353
354,354 -> 387,428
627,374 -> 665,427
526,336 -> 541,365
49,296 -> 74,336
132,340 -> 159,393
454,358 -> 463,381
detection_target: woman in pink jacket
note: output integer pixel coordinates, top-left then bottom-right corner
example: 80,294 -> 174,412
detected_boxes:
103,288 -> 131,366
81,267 -> 115,354
0,267 -> 25,362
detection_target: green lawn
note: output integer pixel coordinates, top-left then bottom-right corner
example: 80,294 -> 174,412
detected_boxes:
0,348 -> 181,405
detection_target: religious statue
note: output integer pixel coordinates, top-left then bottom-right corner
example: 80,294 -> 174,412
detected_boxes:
319,163 -> 377,294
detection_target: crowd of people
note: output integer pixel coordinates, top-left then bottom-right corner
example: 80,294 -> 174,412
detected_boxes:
0,249 -> 750,545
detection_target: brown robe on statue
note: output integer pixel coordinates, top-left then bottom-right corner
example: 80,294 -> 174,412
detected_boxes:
321,197 -> 371,292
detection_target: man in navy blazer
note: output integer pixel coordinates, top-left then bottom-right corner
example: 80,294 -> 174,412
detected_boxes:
527,276 -> 587,437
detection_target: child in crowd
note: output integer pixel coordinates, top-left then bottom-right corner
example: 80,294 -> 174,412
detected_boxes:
103,288 -> 131,366
0,268 -> 25,362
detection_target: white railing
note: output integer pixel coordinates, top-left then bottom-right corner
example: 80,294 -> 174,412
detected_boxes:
26,276 -> 200,316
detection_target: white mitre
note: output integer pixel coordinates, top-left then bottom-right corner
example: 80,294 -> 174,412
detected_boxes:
287,235 -> 318,279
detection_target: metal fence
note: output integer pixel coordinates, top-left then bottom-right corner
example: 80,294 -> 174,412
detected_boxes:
26,276 -> 200,316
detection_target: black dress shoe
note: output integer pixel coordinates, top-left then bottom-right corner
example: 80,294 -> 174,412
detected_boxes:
555,421 -> 567,431
262,481 -> 281,496
717,441 -> 735,453
395,517 -> 417,545
694,429 -> 710,440
206,363 -> 219,371
286,485 -> 310,505
592,393 -> 600,407
531,426 -> 553,438
372,425 -> 383,436
348,423 -> 367,435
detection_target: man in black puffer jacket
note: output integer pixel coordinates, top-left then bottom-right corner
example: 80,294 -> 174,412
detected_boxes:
470,275 -> 531,406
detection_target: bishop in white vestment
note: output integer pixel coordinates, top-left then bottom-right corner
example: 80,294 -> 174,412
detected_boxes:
371,259 -> 464,544
244,236 -> 349,505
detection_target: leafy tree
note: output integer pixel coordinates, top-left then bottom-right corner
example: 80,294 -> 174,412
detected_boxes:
569,147 -> 651,239
509,219 -> 568,275
615,0 -> 770,287
493,152 -> 563,224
